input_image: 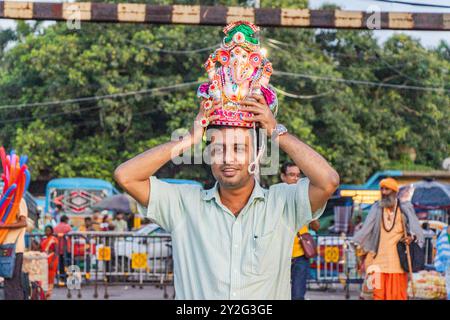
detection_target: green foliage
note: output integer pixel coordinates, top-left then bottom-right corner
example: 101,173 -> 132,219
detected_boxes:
14,120 -> 72,180
0,0 -> 449,189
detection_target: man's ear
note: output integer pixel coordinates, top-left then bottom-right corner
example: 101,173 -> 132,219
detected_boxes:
280,173 -> 286,183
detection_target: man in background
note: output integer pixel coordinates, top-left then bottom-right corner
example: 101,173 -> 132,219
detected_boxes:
51,204 -> 63,224
112,212 -> 128,232
281,161 -> 320,300
79,217 -> 95,232
353,178 -> 424,300
0,198 -> 28,300
422,222 -> 436,265
54,215 -> 72,286
92,211 -> 103,231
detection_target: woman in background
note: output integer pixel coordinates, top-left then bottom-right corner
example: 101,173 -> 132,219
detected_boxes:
100,214 -> 113,231
40,225 -> 59,299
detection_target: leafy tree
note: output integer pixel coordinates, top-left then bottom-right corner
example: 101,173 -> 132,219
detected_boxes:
0,0 -> 448,190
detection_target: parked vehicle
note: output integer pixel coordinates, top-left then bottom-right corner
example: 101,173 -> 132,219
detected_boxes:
112,224 -> 171,272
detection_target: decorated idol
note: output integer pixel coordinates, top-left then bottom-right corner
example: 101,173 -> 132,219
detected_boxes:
197,21 -> 278,128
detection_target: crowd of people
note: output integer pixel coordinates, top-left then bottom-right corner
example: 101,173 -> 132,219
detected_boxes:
44,205 -> 132,233
1,201 -> 148,300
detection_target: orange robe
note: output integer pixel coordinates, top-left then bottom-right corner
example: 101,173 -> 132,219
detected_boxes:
373,273 -> 408,300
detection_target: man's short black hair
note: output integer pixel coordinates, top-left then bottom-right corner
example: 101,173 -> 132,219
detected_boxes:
60,215 -> 69,223
85,217 -> 92,222
281,161 -> 297,175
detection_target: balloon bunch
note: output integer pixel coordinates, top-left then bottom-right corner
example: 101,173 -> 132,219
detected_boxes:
0,146 -> 31,244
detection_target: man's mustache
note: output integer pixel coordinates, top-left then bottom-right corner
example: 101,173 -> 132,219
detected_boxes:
380,193 -> 397,207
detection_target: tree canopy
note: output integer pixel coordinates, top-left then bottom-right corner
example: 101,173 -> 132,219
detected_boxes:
0,0 -> 449,191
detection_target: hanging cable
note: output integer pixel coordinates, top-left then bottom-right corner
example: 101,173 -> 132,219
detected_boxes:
273,86 -> 334,99
273,70 -> 450,93
124,39 -> 220,54
0,81 -> 202,110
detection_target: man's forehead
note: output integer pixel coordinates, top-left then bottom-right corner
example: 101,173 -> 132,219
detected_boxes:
208,127 -> 252,143
286,166 -> 300,173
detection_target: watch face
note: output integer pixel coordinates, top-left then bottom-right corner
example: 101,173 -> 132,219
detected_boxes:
276,124 -> 287,135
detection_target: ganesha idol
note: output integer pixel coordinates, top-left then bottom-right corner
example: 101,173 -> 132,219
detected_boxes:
197,21 -> 278,128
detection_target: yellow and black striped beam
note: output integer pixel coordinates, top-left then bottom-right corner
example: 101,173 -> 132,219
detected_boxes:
0,2 -> 449,30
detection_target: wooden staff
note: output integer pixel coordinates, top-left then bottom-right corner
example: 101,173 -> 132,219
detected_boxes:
400,210 -> 415,299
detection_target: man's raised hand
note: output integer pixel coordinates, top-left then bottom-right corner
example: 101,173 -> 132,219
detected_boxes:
191,99 -> 221,145
240,94 -> 277,134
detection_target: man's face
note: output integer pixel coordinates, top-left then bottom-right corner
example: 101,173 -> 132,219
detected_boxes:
281,165 -> 301,185
208,127 -> 254,190
380,187 -> 397,208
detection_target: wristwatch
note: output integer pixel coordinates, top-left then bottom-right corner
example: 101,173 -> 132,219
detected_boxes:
272,123 -> 288,138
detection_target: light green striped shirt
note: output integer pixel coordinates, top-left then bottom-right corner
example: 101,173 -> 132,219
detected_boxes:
138,176 -> 325,300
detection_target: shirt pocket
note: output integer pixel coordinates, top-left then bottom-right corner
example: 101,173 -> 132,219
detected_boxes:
251,230 -> 277,275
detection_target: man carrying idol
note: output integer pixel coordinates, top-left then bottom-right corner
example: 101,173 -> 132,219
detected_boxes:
114,21 -> 339,299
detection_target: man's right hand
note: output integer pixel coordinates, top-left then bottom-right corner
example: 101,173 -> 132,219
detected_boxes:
115,99 -> 220,207
191,99 -> 221,145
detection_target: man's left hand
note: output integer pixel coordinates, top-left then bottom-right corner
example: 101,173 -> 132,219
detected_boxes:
401,235 -> 415,245
240,94 -> 277,135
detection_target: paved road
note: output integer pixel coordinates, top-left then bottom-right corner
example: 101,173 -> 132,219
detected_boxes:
52,283 -> 175,300
52,283 -> 360,300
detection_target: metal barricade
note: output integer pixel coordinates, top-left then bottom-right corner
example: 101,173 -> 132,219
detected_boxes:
25,233 -> 47,250
424,234 -> 436,268
311,235 -> 363,297
311,234 -> 438,298
66,232 -> 173,298
25,232 -> 174,299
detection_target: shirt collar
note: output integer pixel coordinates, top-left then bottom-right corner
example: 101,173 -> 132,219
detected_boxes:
201,178 -> 266,202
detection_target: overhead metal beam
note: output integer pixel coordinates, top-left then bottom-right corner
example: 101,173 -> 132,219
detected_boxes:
0,2 -> 449,30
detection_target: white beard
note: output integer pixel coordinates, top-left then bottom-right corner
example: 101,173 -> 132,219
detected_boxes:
380,195 -> 396,208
